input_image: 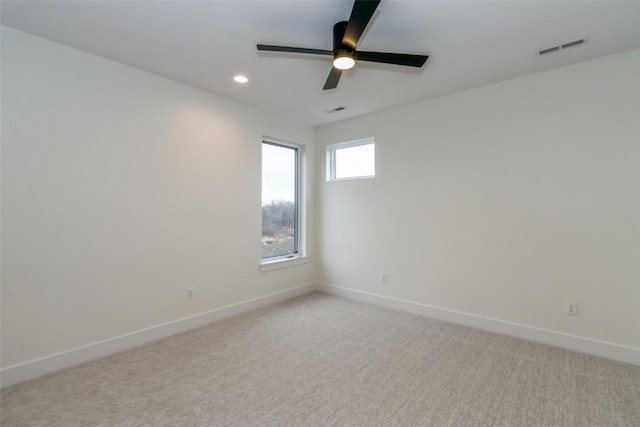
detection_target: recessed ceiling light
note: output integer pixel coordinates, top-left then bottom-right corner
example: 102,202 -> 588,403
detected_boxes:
233,75 -> 248,83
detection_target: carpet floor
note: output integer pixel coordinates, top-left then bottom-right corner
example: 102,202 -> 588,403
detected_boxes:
1,292 -> 639,426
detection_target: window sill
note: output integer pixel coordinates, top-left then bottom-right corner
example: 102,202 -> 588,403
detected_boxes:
328,174 -> 375,182
260,256 -> 308,272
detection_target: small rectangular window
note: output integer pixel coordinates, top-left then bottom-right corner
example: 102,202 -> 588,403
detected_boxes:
262,139 -> 300,260
327,138 -> 375,181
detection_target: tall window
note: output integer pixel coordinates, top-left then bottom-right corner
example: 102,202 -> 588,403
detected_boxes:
262,139 -> 299,260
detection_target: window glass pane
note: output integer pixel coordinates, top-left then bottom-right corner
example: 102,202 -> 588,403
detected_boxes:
262,142 -> 297,259
335,143 -> 375,179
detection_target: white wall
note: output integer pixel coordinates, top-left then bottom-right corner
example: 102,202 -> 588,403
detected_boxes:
315,49 -> 640,350
1,27 -> 315,368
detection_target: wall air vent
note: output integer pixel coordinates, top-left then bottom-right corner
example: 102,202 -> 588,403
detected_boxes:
323,106 -> 346,114
538,38 -> 586,56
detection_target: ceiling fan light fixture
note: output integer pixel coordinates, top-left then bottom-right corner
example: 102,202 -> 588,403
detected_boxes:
333,55 -> 355,70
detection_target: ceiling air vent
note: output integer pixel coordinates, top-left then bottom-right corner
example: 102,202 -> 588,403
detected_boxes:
323,106 -> 346,114
538,38 -> 585,56
560,39 -> 585,49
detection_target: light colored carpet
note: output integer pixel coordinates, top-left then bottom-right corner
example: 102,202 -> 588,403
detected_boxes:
1,292 -> 639,426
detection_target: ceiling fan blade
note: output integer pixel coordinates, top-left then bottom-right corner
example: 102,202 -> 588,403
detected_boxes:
257,44 -> 332,56
355,51 -> 428,67
323,67 -> 343,90
343,0 -> 381,49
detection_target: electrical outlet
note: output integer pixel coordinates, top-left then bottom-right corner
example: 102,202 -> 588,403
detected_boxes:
381,274 -> 388,284
187,287 -> 195,300
566,301 -> 577,316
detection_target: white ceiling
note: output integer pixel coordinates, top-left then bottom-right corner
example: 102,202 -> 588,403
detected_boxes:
2,1 -> 640,126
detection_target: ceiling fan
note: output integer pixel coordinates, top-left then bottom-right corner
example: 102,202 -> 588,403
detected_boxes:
257,0 -> 429,90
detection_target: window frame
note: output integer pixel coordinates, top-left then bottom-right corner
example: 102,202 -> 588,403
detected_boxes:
326,137 -> 375,181
260,137 -> 306,268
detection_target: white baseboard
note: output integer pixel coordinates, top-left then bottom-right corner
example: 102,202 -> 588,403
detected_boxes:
0,283 -> 316,388
317,284 -> 640,366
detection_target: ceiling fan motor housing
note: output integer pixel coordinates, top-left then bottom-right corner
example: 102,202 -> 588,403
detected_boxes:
333,21 -> 354,59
